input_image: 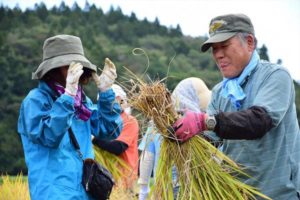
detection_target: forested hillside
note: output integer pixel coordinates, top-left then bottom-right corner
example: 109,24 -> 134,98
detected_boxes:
0,2 -> 299,174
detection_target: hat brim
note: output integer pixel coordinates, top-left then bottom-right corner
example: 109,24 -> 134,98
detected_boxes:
201,32 -> 237,52
32,54 -> 97,80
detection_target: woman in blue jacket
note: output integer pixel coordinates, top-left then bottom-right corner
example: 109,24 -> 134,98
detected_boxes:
18,34 -> 123,200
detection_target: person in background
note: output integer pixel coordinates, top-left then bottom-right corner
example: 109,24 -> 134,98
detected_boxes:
138,120 -> 165,200
172,13 -> 300,199
172,77 -> 211,113
18,34 -> 122,200
92,84 -> 139,191
138,77 -> 211,200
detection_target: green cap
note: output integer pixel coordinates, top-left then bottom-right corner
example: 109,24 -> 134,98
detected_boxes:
32,34 -> 97,80
201,13 -> 255,52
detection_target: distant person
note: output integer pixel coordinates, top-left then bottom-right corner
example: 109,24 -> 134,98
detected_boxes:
172,14 -> 300,199
138,77 -> 211,200
18,34 -> 122,200
93,84 -> 139,191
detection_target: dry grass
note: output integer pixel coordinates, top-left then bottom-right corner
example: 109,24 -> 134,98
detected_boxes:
110,184 -> 139,200
94,146 -> 139,199
0,173 -> 30,200
94,146 -> 131,182
0,172 -> 138,200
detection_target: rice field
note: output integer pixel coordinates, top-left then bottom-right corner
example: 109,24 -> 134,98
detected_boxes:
0,173 -> 30,200
0,174 -> 138,200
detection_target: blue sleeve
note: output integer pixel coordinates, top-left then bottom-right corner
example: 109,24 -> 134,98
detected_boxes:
207,85 -> 221,116
90,88 -> 123,140
138,126 -> 157,154
206,87 -> 222,142
253,69 -> 293,127
18,90 -> 75,148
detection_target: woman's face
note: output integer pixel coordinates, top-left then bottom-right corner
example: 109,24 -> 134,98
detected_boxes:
46,65 -> 93,86
46,66 -> 68,87
79,68 -> 93,85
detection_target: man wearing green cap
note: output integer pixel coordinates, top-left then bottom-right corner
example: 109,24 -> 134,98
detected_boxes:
18,34 -> 123,199
172,14 -> 300,199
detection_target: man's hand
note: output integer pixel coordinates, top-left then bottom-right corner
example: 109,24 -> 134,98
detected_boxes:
92,58 -> 117,92
65,62 -> 83,96
172,110 -> 207,142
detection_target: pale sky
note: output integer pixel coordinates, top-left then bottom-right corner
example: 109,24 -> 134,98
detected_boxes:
2,0 -> 300,81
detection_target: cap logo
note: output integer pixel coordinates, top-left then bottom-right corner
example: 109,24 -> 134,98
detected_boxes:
209,20 -> 227,34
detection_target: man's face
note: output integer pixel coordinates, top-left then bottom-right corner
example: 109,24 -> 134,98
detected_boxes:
211,35 -> 254,78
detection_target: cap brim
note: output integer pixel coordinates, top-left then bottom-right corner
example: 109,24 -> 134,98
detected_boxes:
32,54 -> 97,80
201,32 -> 237,52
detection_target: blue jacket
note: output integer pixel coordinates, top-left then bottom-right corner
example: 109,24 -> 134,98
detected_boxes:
18,81 -> 123,200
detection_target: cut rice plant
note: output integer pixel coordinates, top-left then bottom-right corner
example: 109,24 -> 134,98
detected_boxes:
93,145 -> 134,188
110,182 -> 139,200
0,173 -> 29,200
129,81 -> 270,200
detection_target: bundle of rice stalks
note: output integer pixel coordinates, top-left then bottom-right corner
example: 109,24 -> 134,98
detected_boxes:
93,146 -> 133,188
0,173 -> 29,200
110,183 -> 138,200
129,81 -> 270,200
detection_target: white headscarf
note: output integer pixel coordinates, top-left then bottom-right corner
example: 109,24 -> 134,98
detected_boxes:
111,84 -> 131,114
172,77 -> 211,112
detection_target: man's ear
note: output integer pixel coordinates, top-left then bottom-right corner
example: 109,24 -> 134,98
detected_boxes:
247,34 -> 255,51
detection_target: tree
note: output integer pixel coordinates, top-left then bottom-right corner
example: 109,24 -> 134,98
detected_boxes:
277,59 -> 282,65
258,44 -> 269,61
83,0 -> 90,12
35,2 -> 48,21
129,12 -> 137,22
107,6 -> 123,24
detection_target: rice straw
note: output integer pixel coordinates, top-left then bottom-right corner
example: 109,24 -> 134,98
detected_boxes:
129,81 -> 270,200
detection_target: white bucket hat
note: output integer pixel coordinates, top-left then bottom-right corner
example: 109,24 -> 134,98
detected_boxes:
32,34 -> 97,80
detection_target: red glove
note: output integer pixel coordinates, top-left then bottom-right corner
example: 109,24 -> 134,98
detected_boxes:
173,110 -> 207,142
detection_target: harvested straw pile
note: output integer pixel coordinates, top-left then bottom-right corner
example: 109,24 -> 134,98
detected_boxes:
130,81 -> 270,200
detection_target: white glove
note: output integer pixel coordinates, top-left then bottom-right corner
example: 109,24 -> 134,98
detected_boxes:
139,184 -> 150,200
65,62 -> 83,96
92,58 -> 117,92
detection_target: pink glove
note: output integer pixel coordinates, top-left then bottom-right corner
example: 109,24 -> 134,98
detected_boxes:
173,110 -> 207,142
